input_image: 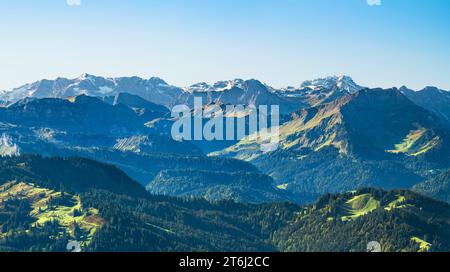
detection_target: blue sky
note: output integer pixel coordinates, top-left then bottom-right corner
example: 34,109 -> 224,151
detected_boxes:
0,0 -> 449,90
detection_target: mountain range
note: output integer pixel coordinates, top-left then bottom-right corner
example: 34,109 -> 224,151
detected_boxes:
2,75 -> 450,195
0,74 -> 367,114
0,91 -> 291,204
2,74 -> 450,252
215,87 -> 450,198
3,73 -> 447,117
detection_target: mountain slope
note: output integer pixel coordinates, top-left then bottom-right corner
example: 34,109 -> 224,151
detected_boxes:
102,92 -> 170,121
1,93 -> 172,141
340,88 -> 447,158
0,95 -> 207,184
215,88 -> 450,196
414,170 -> 450,203
0,155 -> 148,197
273,188 -> 450,252
0,181 -> 104,251
401,86 -> 450,126
147,169 -> 298,203
0,155 -> 149,252
3,166 -> 449,252
0,95 -> 291,203
218,88 -> 447,160
0,154 -> 299,252
83,191 -> 300,252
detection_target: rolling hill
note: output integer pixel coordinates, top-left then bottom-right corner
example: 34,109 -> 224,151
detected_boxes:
0,155 -> 298,252
147,169 -> 300,203
0,155 -> 147,251
2,158 -> 449,253
273,188 -> 450,252
414,170 -> 450,203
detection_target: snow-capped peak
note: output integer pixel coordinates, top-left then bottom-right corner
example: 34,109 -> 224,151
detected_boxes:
76,73 -> 99,81
184,79 -> 246,93
299,75 -> 363,93
148,77 -> 169,86
78,73 -> 88,80
183,82 -> 211,93
335,75 -> 363,93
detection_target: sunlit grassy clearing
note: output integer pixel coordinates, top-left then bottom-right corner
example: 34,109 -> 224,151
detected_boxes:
341,194 -> 380,222
411,237 -> 432,252
0,181 -> 103,246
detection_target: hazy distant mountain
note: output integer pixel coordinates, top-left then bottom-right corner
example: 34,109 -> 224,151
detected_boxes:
102,92 -> 171,122
401,86 -> 450,126
103,92 -> 170,113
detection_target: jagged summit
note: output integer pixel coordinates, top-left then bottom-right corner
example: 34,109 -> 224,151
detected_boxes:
148,76 -> 169,86
1,74 -> 448,116
0,74 -> 183,107
297,75 -> 363,93
77,72 -> 94,80
184,79 -> 247,93
277,75 -> 365,107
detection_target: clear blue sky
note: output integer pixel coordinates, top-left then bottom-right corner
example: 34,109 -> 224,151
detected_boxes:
0,0 -> 449,90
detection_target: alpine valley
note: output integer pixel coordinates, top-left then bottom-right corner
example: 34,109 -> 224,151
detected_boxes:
1,74 -> 450,252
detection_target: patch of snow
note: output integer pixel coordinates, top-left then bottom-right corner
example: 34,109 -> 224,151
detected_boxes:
185,79 -> 246,93
98,86 -> 114,95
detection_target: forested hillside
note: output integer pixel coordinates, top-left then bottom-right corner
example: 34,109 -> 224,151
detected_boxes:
2,156 -> 449,252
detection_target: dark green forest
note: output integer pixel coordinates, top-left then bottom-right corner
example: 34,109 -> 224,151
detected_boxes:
1,155 -> 450,252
